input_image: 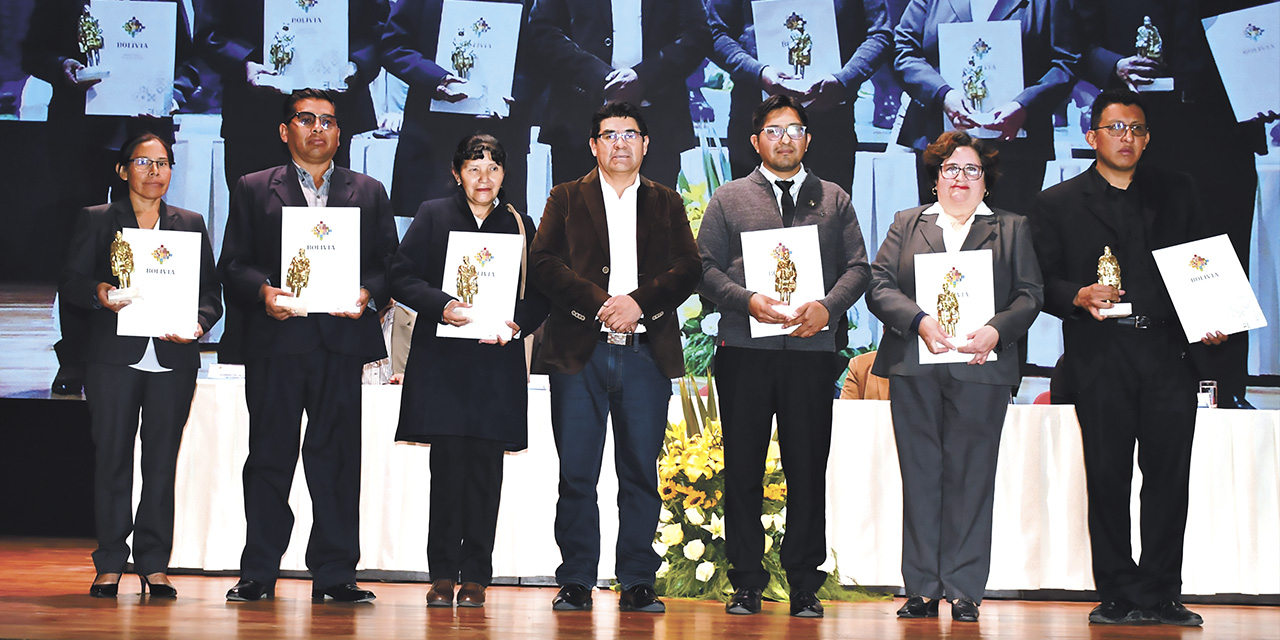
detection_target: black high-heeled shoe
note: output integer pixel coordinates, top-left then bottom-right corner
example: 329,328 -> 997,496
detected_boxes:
139,574 -> 178,598
89,573 -> 121,598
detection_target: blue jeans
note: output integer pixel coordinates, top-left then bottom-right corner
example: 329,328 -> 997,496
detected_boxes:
548,340 -> 671,589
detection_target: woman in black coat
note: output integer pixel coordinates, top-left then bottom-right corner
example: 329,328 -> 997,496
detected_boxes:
389,134 -> 549,607
60,133 -> 223,598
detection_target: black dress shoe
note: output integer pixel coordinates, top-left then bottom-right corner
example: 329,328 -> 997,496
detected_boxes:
551,583 -> 593,611
312,583 -> 376,603
790,590 -> 823,618
1088,599 -> 1154,624
139,574 -> 177,598
1148,599 -> 1204,626
89,574 -> 120,598
896,595 -> 939,618
619,583 -> 665,613
951,598 -> 979,622
226,579 -> 273,602
726,587 -> 763,615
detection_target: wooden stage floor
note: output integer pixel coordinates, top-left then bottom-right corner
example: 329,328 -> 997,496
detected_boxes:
1,539 -> 1276,640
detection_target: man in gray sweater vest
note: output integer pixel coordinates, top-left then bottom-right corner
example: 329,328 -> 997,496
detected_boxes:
697,95 -> 870,617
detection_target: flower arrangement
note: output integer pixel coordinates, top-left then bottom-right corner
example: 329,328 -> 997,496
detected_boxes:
652,375 -> 879,604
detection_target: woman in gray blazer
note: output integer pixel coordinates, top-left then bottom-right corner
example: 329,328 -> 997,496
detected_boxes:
61,134 -> 222,598
866,131 -> 1042,622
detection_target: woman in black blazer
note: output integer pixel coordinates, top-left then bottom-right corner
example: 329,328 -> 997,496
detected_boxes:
389,134 -> 548,608
866,131 -> 1042,622
60,134 -> 222,598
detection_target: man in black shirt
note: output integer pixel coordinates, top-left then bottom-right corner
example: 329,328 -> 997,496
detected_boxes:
1030,89 -> 1227,627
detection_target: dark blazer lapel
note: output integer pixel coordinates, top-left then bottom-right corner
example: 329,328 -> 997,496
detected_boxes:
960,214 -> 997,251
1134,168 -> 1160,234
1081,178 -> 1122,237
988,0 -> 1024,21
636,177 -> 655,262
328,167 -> 354,207
917,211 -> 945,253
748,170 -> 783,221
271,166 -> 306,208
157,200 -> 179,230
946,0 -> 972,23
111,200 -> 139,230
582,169 -> 611,261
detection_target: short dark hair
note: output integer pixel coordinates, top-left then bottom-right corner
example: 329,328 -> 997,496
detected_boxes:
282,88 -> 339,124
589,101 -> 647,140
452,133 -> 507,172
922,130 -> 1000,191
117,133 -> 174,167
1090,88 -> 1146,129
751,94 -> 809,134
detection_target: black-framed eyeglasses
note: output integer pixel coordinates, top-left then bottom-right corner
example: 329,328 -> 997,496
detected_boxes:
291,111 -> 340,130
1093,122 -> 1149,137
129,157 -> 173,171
940,163 -> 983,180
596,130 -> 642,143
759,124 -> 807,141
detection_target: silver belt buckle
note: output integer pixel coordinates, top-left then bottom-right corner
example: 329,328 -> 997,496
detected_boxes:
606,332 -> 631,346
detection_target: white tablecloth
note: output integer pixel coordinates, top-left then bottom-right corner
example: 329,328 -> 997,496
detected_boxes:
133,383 -> 1280,595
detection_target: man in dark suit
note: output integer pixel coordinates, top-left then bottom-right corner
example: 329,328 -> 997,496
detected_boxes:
526,0 -> 710,188
22,0 -> 198,395
894,0 -> 1078,215
706,0 -> 892,191
1029,89 -> 1227,627
194,0 -> 388,191
697,95 -> 871,618
529,101 -> 701,612
217,89 -> 399,603
1074,0 -> 1269,408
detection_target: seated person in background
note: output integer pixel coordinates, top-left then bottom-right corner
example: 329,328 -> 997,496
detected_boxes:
362,300 -> 416,384
839,351 -> 889,400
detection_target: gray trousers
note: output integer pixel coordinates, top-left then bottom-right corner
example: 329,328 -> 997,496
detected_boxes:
889,369 -> 1009,603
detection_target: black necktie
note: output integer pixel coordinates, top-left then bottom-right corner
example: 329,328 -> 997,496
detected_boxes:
777,180 -> 795,227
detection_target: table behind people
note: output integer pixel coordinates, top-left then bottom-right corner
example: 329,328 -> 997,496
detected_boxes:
706,0 -> 892,190
381,0 -> 536,215
216,88 -> 398,604
526,0 -> 710,189
194,0 -> 388,190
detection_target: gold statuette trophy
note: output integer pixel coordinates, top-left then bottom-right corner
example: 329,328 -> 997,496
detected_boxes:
456,255 -> 479,304
108,231 -> 140,302
75,4 -> 110,82
937,281 -> 959,337
1097,245 -> 1131,317
1133,16 -> 1173,91
279,248 -> 310,316
772,243 -> 797,306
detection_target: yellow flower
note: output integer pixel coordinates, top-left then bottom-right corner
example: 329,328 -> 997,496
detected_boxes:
679,297 -> 703,320
765,440 -> 782,473
708,448 -> 725,473
701,513 -> 725,540
659,481 -> 679,501
683,450 -> 709,482
659,507 -> 673,523
683,490 -> 707,510
695,560 -> 716,582
659,523 -> 684,546
764,535 -> 773,553
684,539 -> 706,561
763,483 -> 787,501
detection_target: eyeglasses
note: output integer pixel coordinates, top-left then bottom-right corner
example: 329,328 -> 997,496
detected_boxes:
291,111 -> 340,130
940,163 -> 984,180
759,124 -> 807,141
1093,122 -> 1149,137
596,130 -> 642,143
129,157 -> 172,171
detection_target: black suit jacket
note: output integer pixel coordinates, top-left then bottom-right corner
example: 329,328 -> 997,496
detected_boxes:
60,201 -> 223,369
217,165 -> 399,364
194,0 -> 387,141
867,205 -> 1043,386
893,0 -> 1077,155
529,169 -> 701,377
526,0 -> 710,151
1029,164 -> 1211,383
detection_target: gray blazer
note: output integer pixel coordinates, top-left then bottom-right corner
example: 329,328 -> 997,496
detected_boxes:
867,205 -> 1043,385
697,168 -> 870,352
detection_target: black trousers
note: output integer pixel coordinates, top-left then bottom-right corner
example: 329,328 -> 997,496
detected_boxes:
83,362 -> 197,575
427,436 -> 506,586
716,346 -> 833,592
1069,329 -> 1197,605
240,350 -> 364,588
